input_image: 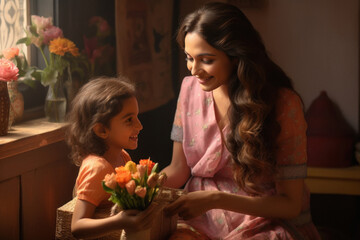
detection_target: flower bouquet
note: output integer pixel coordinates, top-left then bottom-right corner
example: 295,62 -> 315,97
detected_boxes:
102,158 -> 166,211
102,158 -> 168,240
16,15 -> 90,122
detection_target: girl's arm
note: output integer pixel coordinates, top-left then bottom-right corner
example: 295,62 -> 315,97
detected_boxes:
161,141 -> 191,188
71,199 -> 159,239
164,178 -> 303,220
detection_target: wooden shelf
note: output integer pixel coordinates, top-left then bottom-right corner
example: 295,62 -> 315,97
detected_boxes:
0,118 -> 68,159
305,166 -> 360,195
0,118 -> 77,240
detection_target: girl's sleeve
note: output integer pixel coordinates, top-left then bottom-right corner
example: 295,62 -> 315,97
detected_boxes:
76,158 -> 112,206
275,89 -> 308,180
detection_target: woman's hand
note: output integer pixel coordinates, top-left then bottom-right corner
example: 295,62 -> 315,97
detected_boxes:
164,191 -> 216,220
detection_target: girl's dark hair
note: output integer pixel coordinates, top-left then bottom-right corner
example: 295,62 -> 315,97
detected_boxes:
66,76 -> 135,166
177,2 -> 295,194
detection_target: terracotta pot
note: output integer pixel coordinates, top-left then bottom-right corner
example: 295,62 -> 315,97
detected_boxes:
7,81 -> 24,129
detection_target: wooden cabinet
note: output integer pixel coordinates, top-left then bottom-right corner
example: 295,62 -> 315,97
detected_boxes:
0,119 -> 78,240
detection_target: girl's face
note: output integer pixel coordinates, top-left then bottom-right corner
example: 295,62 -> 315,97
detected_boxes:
184,32 -> 235,91
105,97 -> 143,151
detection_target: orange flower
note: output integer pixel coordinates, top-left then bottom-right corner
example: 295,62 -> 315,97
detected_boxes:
135,186 -> 147,198
125,180 -> 136,195
103,173 -> 117,189
2,47 -> 19,60
49,37 -> 79,56
139,158 -> 155,175
115,166 -> 132,188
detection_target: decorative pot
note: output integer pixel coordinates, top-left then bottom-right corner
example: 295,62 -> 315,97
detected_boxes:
120,228 -> 151,240
44,79 -> 67,122
7,81 -> 24,129
0,81 -> 10,135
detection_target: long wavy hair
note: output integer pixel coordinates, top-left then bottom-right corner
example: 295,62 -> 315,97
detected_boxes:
177,2 -> 294,194
66,76 -> 135,166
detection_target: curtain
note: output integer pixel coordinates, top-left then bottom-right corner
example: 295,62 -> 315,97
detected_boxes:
115,0 -> 174,112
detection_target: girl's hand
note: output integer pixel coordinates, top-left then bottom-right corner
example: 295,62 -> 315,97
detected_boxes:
164,191 -> 215,220
115,202 -> 162,232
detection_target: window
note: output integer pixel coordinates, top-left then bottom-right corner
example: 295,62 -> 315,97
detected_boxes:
0,0 -> 28,56
1,0 -> 47,119
1,0 -> 117,121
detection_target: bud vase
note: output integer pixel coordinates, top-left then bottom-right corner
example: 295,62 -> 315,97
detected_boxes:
44,79 -> 67,122
0,81 -> 10,135
120,228 -> 151,240
7,81 -> 24,129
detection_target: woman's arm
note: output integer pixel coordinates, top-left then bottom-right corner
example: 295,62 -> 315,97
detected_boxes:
71,199 -> 160,239
161,141 -> 191,188
164,178 -> 303,220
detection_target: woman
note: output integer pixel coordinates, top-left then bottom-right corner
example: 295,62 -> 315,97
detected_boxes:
162,2 -> 321,240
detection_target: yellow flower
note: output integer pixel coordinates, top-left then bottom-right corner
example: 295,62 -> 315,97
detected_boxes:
124,161 -> 137,174
49,37 -> 79,56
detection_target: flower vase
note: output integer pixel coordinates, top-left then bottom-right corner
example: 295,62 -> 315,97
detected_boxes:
0,81 -> 10,135
7,81 -> 24,129
44,79 -> 67,122
120,228 -> 151,240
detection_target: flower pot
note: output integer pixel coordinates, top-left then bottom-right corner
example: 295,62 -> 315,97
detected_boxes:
0,81 -> 10,135
44,79 -> 67,122
7,81 -> 24,129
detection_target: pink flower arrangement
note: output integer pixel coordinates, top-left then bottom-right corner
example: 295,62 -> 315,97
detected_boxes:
0,58 -> 19,82
102,158 -> 166,210
25,15 -> 63,48
0,47 -> 40,87
17,15 -> 85,88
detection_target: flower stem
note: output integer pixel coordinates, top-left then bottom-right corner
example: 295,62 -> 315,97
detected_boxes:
39,47 -> 49,67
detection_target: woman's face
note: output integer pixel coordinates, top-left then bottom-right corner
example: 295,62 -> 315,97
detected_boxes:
184,32 -> 235,91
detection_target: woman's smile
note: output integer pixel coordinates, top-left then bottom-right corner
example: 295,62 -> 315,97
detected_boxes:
184,32 -> 235,92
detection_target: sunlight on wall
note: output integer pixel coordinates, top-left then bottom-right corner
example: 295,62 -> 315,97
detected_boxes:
0,0 -> 27,56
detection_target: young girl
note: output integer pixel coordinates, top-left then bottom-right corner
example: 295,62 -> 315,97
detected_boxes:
66,77 -> 158,239
162,2 -> 321,240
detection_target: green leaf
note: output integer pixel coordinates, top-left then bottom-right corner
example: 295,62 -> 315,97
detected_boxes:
41,66 -> 58,87
29,25 -> 39,37
16,37 -> 28,45
151,163 -> 159,174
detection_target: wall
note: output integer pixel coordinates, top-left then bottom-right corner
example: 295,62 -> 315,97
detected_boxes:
242,0 -> 359,133
177,0 -> 359,133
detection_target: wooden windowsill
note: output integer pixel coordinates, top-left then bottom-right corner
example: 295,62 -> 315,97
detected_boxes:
0,118 -> 68,160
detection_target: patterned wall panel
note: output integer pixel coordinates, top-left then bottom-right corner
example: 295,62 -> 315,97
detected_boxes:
0,0 -> 27,55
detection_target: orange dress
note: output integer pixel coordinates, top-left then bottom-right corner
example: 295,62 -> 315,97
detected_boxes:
75,150 -> 131,207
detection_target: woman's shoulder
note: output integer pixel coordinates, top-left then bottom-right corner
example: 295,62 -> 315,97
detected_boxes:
179,75 -> 199,90
275,88 -> 306,124
277,88 -> 301,101
276,88 -> 303,111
